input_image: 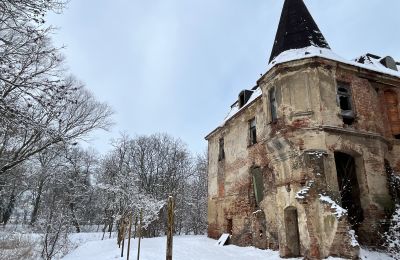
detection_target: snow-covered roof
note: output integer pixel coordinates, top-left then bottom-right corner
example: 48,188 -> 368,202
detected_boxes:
206,47 -> 400,139
267,46 -> 400,79
353,53 -> 400,75
221,87 -> 262,126
206,0 -> 400,139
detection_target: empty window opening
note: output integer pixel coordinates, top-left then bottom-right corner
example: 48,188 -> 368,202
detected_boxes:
342,117 -> 355,125
269,87 -> 278,122
334,152 -> 364,234
337,83 -> 354,125
339,95 -> 351,110
239,93 -> 246,108
249,118 -> 257,145
284,207 -> 300,257
218,138 -> 225,161
252,167 -> 264,207
384,90 -> 400,138
239,90 -> 253,108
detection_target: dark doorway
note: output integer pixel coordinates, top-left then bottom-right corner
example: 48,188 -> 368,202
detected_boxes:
284,207 -> 300,257
334,152 -> 364,232
226,218 -> 233,235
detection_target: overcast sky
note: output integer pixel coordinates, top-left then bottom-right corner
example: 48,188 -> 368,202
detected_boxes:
47,0 -> 400,154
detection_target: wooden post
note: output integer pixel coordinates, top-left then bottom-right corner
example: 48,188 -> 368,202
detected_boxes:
133,215 -> 138,239
137,209 -> 142,260
166,196 -> 174,260
121,217 -> 127,257
127,213 -> 133,260
109,221 -> 113,239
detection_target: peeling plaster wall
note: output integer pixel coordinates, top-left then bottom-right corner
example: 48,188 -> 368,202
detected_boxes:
206,57 -> 400,259
207,98 -> 269,245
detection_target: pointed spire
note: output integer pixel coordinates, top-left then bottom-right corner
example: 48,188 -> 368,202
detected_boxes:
269,0 -> 330,63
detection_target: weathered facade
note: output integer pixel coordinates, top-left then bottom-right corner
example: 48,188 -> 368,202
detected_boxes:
205,0 -> 400,259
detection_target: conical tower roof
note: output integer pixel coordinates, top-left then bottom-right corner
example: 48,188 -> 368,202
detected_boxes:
269,0 -> 330,63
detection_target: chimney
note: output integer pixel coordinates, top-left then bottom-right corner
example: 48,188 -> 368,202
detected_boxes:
380,56 -> 398,71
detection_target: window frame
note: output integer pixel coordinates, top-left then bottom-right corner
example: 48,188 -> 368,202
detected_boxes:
336,82 -> 355,124
251,167 -> 264,207
218,137 -> 225,161
249,117 -> 257,146
269,87 -> 278,123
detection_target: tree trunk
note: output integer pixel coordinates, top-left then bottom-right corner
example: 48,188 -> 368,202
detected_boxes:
69,203 -> 80,233
30,179 -> 45,225
2,192 -> 16,225
42,193 -> 56,260
108,217 -> 114,238
0,179 -> 5,224
166,197 -> 174,260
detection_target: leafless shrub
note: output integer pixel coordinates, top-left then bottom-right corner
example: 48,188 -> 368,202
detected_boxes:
0,231 -> 39,260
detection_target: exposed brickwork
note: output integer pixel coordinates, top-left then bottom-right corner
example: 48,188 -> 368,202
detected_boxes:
329,219 -> 359,259
395,160 -> 400,173
358,205 -> 388,246
377,88 -> 392,138
217,163 -> 225,198
336,69 -> 383,133
207,223 -> 221,239
303,203 -> 322,259
291,118 -> 311,129
207,57 -> 400,259
251,211 -> 267,249
297,153 -> 327,259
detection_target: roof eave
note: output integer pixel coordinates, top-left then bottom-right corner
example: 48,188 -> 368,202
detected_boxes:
204,95 -> 262,140
258,55 -> 400,86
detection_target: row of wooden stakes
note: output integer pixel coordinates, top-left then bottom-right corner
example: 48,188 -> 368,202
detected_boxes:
117,196 -> 175,260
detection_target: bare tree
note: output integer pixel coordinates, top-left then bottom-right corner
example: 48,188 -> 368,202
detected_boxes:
0,0 -> 113,176
185,153 -> 208,235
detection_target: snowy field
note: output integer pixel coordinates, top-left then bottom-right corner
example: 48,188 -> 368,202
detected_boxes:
63,234 -> 393,260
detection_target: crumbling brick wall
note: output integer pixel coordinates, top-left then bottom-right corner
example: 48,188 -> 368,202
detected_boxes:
206,57 -> 400,259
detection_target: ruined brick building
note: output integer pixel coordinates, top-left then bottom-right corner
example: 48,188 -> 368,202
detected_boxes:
205,0 -> 400,259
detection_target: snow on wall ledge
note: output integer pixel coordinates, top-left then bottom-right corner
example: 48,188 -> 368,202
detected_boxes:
319,194 -> 347,219
295,180 -> 314,200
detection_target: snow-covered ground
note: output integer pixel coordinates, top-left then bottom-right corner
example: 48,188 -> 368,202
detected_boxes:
63,234 -> 394,260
